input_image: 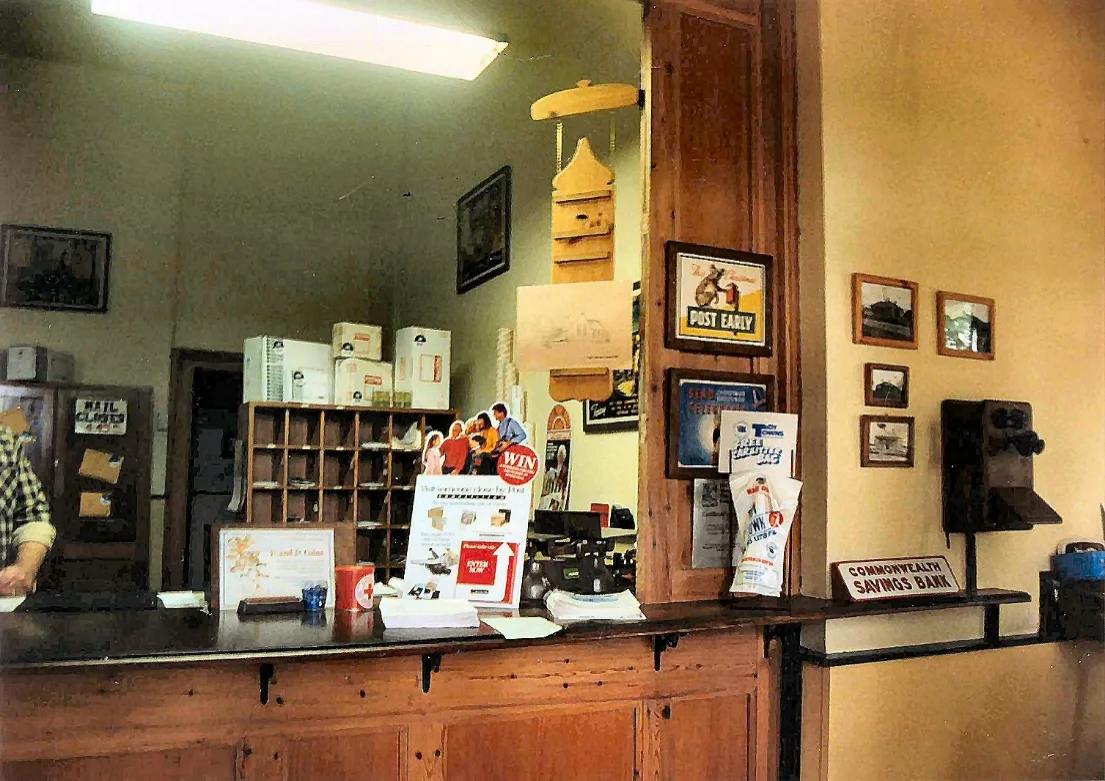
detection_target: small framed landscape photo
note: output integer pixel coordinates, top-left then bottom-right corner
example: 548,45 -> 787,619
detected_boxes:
860,415 -> 915,468
937,291 -> 994,360
852,273 -> 918,349
864,363 -> 909,409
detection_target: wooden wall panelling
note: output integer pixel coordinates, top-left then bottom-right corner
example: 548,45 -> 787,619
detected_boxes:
443,705 -> 637,781
0,746 -> 239,781
638,0 -> 799,604
235,729 -> 404,781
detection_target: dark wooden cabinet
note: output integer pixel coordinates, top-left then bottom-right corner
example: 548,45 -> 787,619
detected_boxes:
0,382 -> 152,590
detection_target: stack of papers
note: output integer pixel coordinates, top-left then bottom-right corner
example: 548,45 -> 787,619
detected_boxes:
379,598 -> 479,629
544,590 -> 645,622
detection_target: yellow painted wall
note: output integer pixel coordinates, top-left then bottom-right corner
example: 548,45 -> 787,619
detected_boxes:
798,0 -> 1105,778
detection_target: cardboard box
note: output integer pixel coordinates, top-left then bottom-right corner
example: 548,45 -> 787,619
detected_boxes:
332,322 -> 384,361
6,346 -> 75,382
243,337 -> 331,403
333,358 -> 393,407
394,327 -> 450,410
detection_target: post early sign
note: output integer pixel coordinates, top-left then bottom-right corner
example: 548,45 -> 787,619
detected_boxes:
832,556 -> 961,602
74,398 -> 128,436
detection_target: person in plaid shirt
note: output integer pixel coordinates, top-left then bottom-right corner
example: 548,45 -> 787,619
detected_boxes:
0,425 -> 56,595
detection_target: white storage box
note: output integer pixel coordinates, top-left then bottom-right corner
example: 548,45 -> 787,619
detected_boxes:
334,358 -> 393,407
243,337 -> 331,403
332,322 -> 384,361
394,327 -> 450,410
6,346 -> 75,382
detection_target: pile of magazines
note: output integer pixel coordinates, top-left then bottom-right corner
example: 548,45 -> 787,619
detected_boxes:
544,590 -> 645,622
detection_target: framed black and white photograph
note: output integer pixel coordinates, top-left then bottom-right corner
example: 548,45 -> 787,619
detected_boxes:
864,363 -> 909,409
1,224 -> 111,313
584,282 -> 640,433
937,291 -> 994,360
665,242 -> 773,357
852,273 -> 918,349
860,414 -> 915,468
456,165 -> 511,295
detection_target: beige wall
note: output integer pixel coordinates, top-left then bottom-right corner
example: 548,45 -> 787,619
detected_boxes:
392,0 -> 643,513
799,0 -> 1105,778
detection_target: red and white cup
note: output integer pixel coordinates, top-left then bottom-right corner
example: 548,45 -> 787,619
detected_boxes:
335,564 -> 376,611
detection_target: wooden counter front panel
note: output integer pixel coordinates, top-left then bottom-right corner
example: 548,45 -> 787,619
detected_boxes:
0,629 -> 769,781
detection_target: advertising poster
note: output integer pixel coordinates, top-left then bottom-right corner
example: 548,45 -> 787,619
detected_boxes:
672,246 -> 770,352
538,404 -> 572,511
718,411 -> 798,476
405,472 -> 536,609
584,282 -> 640,433
673,377 -> 770,474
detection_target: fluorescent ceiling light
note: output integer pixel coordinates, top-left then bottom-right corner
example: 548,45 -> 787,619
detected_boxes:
90,0 -> 507,81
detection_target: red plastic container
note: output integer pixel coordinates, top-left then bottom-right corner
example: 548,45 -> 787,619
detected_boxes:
335,564 -> 376,611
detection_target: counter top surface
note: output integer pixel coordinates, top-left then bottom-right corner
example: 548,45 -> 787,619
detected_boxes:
0,589 -> 1030,670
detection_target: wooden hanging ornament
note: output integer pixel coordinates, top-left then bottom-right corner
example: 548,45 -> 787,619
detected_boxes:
530,79 -> 637,403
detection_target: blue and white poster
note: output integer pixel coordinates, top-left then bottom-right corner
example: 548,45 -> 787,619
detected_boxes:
672,375 -> 770,477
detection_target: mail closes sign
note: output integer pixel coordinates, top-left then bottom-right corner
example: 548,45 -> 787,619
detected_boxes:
74,398 -> 128,436
832,556 -> 960,601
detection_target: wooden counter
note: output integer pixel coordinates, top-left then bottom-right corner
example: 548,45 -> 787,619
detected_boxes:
0,592 -> 1029,781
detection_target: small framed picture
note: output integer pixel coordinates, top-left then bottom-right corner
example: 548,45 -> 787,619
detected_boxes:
864,363 -> 909,409
456,165 -> 511,295
860,415 -> 915,468
852,273 -> 918,349
667,368 -> 775,479
937,291 -> 994,360
1,224 -> 111,313
665,242 -> 773,357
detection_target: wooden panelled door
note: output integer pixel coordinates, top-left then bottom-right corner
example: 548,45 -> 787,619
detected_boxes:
637,0 -> 800,604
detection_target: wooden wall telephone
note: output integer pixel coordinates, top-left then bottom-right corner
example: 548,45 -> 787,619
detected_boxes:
530,80 -> 638,402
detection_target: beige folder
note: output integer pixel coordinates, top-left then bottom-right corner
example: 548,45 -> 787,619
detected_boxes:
79,492 -> 113,518
79,449 -> 124,485
0,407 -> 29,437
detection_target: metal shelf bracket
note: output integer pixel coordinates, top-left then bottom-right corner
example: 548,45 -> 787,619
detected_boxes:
421,653 -> 443,693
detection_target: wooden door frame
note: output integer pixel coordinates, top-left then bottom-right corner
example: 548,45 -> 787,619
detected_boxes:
162,348 -> 243,591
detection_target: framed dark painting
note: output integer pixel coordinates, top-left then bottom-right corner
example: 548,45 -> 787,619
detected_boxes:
852,273 -> 918,350
584,282 -> 640,433
864,363 -> 909,409
456,165 -> 511,295
1,224 -> 111,312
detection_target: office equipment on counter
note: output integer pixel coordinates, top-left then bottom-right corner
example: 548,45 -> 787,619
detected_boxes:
942,399 -> 1060,592
15,590 -> 159,612
544,589 -> 644,622
237,596 -> 305,617
5,346 -> 74,382
242,336 -> 332,403
524,510 -> 631,600
332,322 -> 384,361
394,327 -> 450,409
378,597 -> 479,629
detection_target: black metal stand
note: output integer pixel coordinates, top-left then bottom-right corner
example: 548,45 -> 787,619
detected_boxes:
964,532 -> 978,594
421,653 -> 443,694
774,624 -> 803,781
653,632 -> 685,671
258,662 -> 275,705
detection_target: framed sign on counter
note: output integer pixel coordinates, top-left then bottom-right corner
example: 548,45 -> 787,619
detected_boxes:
211,523 -> 355,611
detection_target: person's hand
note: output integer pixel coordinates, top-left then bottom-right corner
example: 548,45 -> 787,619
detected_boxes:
0,563 -> 36,596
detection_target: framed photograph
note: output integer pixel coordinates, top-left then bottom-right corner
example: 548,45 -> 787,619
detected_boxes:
1,224 -> 111,312
852,273 -> 918,349
860,414 -> 915,468
456,165 -> 511,295
584,282 -> 640,433
665,242 -> 773,357
937,291 -> 994,360
864,363 -> 909,409
667,368 -> 775,479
